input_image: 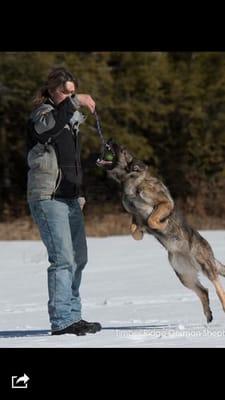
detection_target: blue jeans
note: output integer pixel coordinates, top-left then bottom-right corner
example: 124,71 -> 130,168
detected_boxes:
28,198 -> 88,332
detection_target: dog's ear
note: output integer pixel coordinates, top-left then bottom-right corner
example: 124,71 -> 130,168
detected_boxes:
107,138 -> 114,145
132,160 -> 147,172
123,148 -> 133,164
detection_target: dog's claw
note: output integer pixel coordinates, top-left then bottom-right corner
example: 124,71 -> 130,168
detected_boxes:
206,312 -> 213,323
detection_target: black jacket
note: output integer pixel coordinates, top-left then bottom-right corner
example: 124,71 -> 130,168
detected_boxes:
27,96 -> 86,198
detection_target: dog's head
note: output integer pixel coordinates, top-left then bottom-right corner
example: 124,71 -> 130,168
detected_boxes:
96,139 -> 147,183
96,139 -> 134,171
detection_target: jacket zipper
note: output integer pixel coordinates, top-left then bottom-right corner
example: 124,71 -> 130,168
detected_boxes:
74,129 -> 80,177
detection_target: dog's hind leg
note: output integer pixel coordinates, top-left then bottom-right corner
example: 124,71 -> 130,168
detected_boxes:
169,253 -> 213,322
215,259 -> 225,277
213,260 -> 225,309
201,263 -> 225,312
195,253 -> 225,313
211,278 -> 225,312
175,270 -> 213,323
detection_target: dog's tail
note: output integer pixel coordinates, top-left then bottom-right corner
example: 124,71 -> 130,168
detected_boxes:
216,259 -> 225,277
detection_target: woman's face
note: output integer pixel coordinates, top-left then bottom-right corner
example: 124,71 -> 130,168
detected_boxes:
50,81 -> 76,105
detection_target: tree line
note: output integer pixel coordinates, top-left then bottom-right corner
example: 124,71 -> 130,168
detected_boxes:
1,51 -> 225,220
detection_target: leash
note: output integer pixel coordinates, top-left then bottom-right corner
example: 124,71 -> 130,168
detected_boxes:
94,110 -> 106,148
94,110 -> 115,165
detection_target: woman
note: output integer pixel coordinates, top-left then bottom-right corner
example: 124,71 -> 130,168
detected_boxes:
27,66 -> 101,336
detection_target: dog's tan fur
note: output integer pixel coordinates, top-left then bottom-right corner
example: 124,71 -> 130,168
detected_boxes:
106,144 -> 225,322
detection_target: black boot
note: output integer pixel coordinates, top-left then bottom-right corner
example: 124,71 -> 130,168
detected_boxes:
79,319 -> 102,333
51,320 -> 101,336
52,321 -> 88,336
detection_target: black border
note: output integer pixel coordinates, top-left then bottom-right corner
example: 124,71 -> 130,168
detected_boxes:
1,12 -> 224,395
0,347 -> 223,393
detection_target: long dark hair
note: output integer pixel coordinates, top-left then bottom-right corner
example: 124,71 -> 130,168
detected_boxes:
32,66 -> 79,108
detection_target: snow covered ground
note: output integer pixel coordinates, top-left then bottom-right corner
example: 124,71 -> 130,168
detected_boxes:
0,231 -> 225,347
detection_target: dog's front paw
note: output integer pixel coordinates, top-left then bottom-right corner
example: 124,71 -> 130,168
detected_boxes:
147,216 -> 168,231
130,224 -> 144,240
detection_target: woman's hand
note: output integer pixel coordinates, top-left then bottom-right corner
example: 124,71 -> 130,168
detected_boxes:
77,197 -> 86,210
76,94 -> 96,113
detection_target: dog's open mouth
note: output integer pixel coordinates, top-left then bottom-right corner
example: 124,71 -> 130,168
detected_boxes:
96,158 -> 114,167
